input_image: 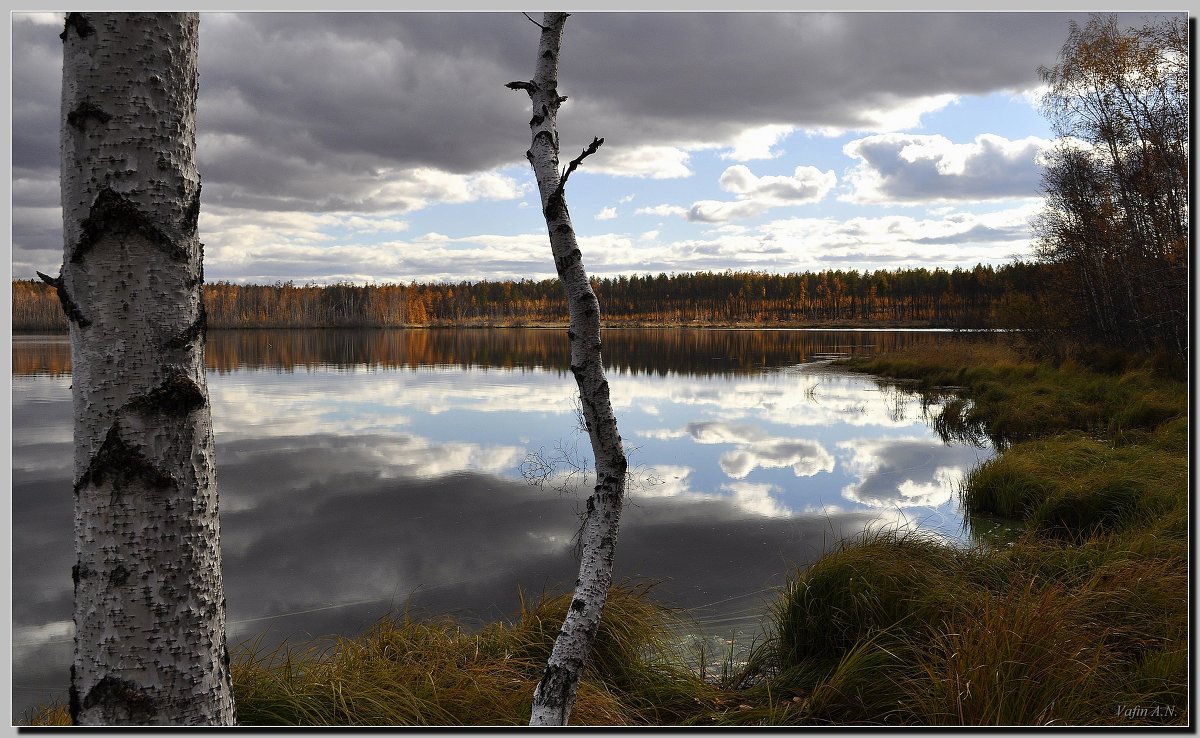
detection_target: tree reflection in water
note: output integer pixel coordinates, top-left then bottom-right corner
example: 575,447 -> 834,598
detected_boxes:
11,327 -> 995,719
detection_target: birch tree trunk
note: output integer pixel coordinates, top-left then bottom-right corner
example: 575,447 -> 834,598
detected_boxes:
508,12 -> 629,726
49,12 -> 235,725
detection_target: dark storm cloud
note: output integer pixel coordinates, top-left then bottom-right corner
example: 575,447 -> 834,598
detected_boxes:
11,204 -> 62,280
560,13 -> 1071,138
196,13 -> 532,177
11,11 -> 1153,274
11,19 -> 61,172
14,12 -> 1091,201
12,167 -> 58,208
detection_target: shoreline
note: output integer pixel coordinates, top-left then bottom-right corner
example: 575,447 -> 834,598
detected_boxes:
12,319 -> 982,334
18,340 -> 1186,726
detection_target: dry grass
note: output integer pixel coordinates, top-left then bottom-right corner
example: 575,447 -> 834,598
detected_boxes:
844,338 -> 1186,448
231,584 -> 716,726
21,703 -> 71,726
24,340 -> 1187,727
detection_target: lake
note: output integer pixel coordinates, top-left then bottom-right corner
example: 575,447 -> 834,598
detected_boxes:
11,328 -> 995,718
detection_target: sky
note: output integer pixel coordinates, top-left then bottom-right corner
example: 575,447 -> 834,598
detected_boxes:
8,11 -> 1185,286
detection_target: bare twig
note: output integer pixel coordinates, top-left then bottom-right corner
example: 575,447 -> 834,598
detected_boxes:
558,136 -> 604,190
522,12 -> 548,29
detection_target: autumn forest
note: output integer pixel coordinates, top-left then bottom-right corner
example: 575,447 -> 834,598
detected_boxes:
13,262 -> 1053,331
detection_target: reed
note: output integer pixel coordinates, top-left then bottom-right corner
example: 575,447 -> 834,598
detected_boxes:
963,432 -> 1186,543
899,579 -> 1117,725
822,338 -> 1189,725
229,584 -> 714,726
844,339 -> 1186,447
767,529 -> 972,665
22,339 -> 1186,726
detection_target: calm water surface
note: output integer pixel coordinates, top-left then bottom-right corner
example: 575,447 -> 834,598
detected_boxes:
11,328 -> 994,717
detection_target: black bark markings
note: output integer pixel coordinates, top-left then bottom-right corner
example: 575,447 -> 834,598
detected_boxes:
535,664 -> 575,725
163,303 -> 208,350
543,197 -> 565,222
69,665 -> 81,724
36,270 -> 91,327
71,563 -> 96,595
108,563 -> 131,587
573,294 -> 593,309
531,129 -> 555,156
553,248 -> 582,277
182,185 -> 202,237
80,675 -> 157,723
75,423 -> 174,495
72,187 -> 188,265
60,12 -> 95,41
67,101 -> 112,130
127,372 -> 207,418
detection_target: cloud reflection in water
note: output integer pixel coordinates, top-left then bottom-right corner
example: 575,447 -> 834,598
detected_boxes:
10,329 -> 993,717
838,437 -> 985,509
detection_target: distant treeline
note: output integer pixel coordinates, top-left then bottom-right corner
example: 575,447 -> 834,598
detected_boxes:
15,326 -> 962,379
13,263 -> 1048,331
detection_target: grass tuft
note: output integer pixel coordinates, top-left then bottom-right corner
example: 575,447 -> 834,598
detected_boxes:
768,530 -> 969,665
963,434 -> 1186,543
230,584 -> 712,726
21,338 -> 1186,727
899,580 -> 1115,725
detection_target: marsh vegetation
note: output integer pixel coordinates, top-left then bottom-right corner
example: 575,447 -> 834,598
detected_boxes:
24,337 -> 1187,726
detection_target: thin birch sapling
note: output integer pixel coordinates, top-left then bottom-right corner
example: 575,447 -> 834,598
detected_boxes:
507,11 -> 631,727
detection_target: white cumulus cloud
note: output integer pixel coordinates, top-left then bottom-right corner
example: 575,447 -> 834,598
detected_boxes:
721,124 -> 795,161
588,144 -> 695,179
842,132 -> 1052,204
636,204 -> 689,218
685,164 -> 836,223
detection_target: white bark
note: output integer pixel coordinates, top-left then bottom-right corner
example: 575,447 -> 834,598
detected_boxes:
53,12 -> 235,725
509,12 -> 629,727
